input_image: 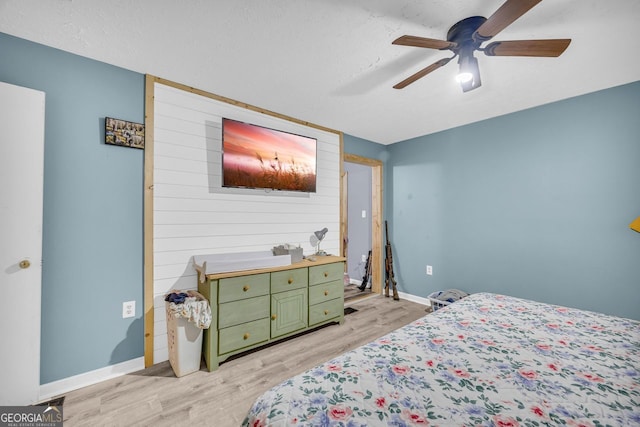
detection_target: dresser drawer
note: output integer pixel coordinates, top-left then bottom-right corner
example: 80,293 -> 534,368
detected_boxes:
271,268 -> 308,294
218,273 -> 270,303
218,295 -> 269,329
309,262 -> 343,286
309,279 -> 343,305
309,298 -> 343,326
218,318 -> 269,355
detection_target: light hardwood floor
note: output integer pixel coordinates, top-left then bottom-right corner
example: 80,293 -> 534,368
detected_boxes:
61,295 -> 428,426
343,283 -> 373,301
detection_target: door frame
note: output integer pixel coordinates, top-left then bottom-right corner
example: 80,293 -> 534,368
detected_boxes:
342,153 -> 383,294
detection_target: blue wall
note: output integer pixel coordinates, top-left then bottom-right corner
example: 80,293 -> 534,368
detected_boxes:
384,81 -> 640,320
0,33 -> 145,383
343,134 -> 389,162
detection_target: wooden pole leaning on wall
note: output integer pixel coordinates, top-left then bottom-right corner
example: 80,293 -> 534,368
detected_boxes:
384,220 -> 399,301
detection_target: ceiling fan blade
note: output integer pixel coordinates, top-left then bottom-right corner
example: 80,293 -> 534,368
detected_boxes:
392,35 -> 457,50
393,58 -> 452,89
474,0 -> 542,41
484,39 -> 571,57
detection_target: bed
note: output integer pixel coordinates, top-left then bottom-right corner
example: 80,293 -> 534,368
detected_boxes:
242,292 -> 640,426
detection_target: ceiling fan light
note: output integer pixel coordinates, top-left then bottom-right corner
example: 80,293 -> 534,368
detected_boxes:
456,72 -> 473,83
457,52 -> 481,92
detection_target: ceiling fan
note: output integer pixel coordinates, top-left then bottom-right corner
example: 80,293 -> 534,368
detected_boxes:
392,0 -> 571,92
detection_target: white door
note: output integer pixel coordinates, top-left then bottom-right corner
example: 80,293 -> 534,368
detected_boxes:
0,81 -> 45,405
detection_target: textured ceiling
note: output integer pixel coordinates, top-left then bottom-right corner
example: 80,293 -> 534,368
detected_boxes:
1,0 -> 639,144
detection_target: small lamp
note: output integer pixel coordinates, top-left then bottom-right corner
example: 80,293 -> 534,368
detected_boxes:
630,216 -> 640,233
310,227 -> 328,256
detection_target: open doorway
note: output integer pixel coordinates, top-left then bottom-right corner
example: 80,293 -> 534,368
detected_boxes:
342,153 -> 383,299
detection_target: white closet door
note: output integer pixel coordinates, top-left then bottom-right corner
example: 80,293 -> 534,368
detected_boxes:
0,81 -> 45,405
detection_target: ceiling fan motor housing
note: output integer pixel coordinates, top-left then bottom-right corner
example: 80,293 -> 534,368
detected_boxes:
446,16 -> 487,54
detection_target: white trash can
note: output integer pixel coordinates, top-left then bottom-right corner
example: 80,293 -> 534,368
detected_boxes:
166,301 -> 203,377
165,290 -> 211,377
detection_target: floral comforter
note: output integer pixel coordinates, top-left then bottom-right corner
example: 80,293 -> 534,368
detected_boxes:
243,293 -> 640,426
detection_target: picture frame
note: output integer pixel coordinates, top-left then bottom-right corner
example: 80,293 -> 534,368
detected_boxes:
105,117 -> 145,149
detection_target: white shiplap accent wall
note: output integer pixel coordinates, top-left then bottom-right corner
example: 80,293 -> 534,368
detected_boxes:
152,83 -> 341,363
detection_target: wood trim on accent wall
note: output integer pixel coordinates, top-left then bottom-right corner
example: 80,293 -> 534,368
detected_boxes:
339,133 -> 345,260
143,75 -> 155,368
343,153 -> 383,295
146,76 -> 340,134
341,171 -> 348,261
143,74 -> 344,367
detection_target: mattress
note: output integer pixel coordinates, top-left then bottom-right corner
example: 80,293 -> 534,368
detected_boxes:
242,292 -> 640,426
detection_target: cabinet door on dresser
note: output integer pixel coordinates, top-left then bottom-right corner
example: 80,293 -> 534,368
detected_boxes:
270,268 -> 308,338
271,288 -> 307,338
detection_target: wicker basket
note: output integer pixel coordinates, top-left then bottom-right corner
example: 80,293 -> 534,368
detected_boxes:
428,296 -> 452,311
427,289 -> 469,311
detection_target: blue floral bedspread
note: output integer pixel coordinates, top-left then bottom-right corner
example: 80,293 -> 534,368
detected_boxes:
243,293 -> 640,426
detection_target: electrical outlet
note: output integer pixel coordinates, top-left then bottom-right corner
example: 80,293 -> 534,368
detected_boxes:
122,301 -> 135,318
362,254 -> 367,262
361,210 -> 367,218
426,265 -> 433,276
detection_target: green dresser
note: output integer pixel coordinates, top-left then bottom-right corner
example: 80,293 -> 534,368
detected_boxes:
197,256 -> 345,371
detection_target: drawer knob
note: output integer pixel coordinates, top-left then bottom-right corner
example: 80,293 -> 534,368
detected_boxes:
288,278 -> 293,284
271,314 -> 277,320
324,290 -> 329,296
243,285 -> 250,292
243,333 -> 250,340
324,272 -> 328,277
324,310 -> 329,315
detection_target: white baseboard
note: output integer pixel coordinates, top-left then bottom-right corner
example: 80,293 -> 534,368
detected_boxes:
397,291 -> 431,306
39,357 -> 145,402
346,288 -> 430,306
348,278 -> 362,286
